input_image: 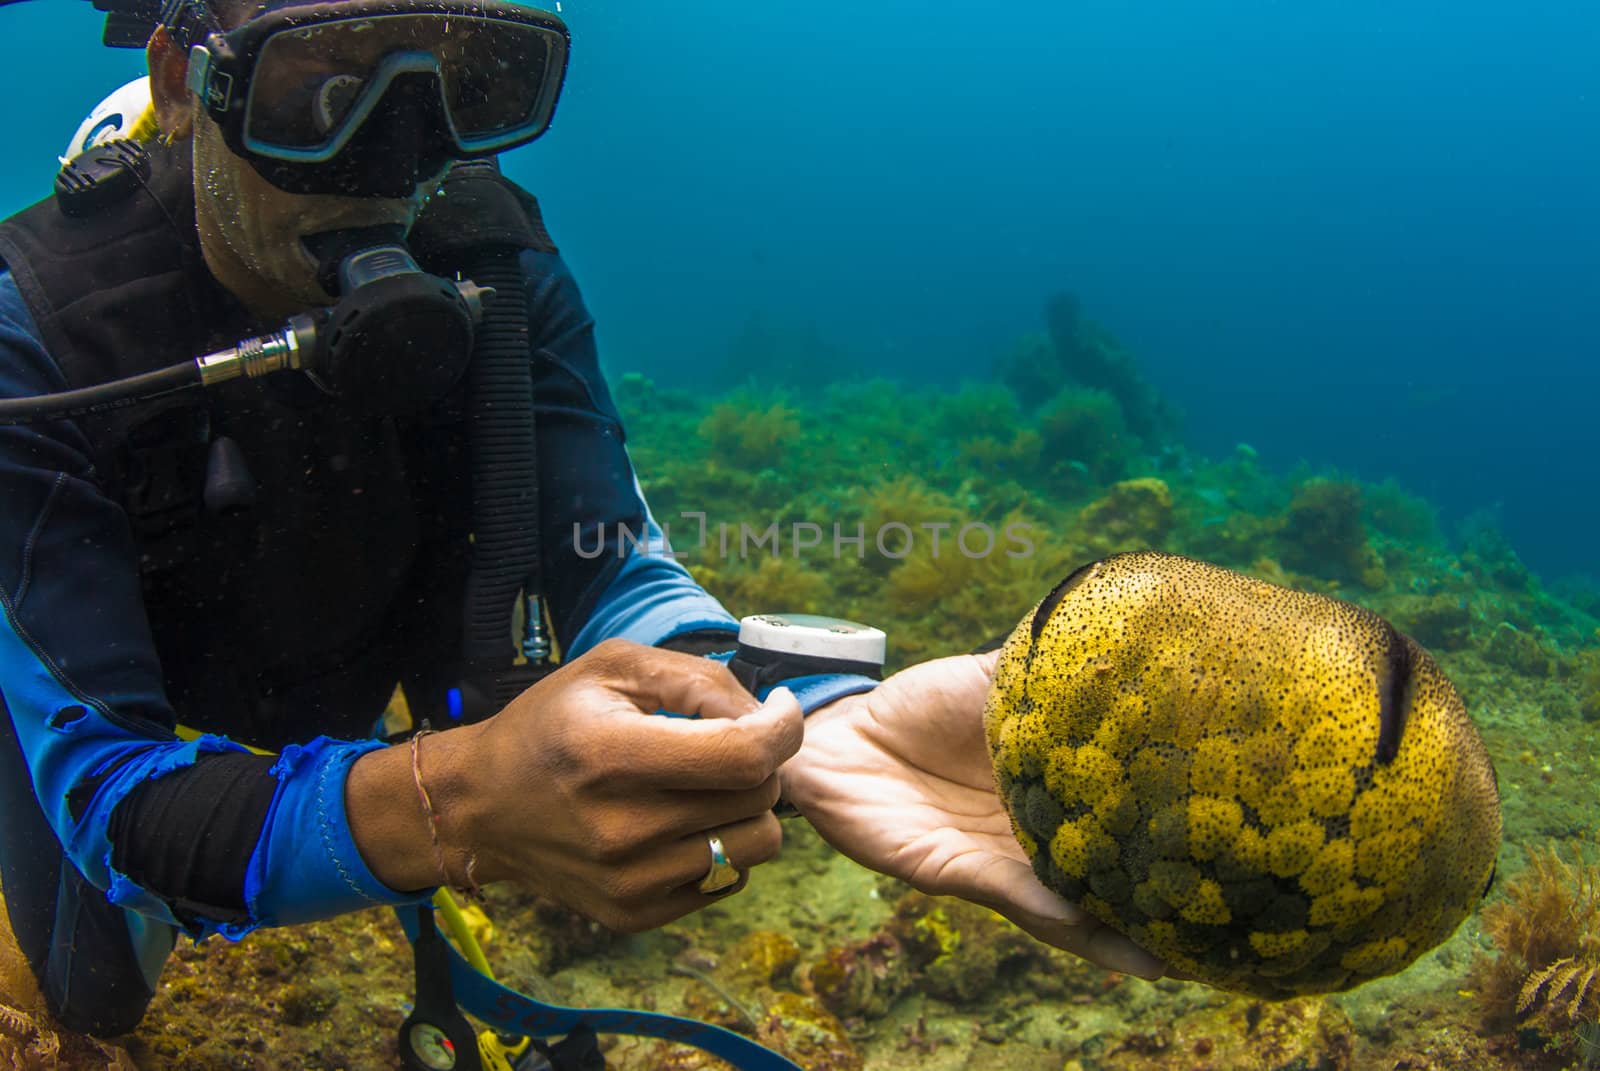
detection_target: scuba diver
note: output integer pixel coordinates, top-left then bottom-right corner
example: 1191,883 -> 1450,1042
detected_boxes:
0,0 -> 1163,1052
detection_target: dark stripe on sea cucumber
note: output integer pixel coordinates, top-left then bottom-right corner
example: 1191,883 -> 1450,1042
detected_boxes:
1374,623 -> 1414,766
1031,560 -> 1097,640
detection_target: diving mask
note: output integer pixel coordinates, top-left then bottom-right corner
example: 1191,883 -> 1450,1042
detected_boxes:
168,0 -> 569,196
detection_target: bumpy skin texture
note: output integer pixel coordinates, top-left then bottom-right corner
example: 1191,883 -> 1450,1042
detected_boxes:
984,551 -> 1501,996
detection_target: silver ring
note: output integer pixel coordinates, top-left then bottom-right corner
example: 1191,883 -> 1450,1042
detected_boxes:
697,834 -> 741,895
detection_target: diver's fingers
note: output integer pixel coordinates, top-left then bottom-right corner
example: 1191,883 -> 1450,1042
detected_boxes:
1013,908 -> 1167,980
663,813 -> 782,893
627,777 -> 784,841
583,637 -> 760,721
586,686 -> 804,793
978,857 -> 1166,979
585,813 -> 782,932
1078,922 -> 1169,981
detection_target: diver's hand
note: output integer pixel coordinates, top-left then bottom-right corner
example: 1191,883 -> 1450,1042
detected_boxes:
348,639 -> 803,931
779,650 -> 1166,979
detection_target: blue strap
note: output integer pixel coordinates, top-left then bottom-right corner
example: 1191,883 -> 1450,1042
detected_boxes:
702,651 -> 878,715
395,906 -> 802,1071
754,671 -> 877,713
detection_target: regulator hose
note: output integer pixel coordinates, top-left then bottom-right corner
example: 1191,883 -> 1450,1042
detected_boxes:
0,361 -> 198,423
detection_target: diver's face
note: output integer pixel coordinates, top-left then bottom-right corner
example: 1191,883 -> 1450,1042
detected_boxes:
189,107 -> 424,316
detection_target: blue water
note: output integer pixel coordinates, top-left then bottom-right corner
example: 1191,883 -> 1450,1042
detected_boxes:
2,1 -> 1596,580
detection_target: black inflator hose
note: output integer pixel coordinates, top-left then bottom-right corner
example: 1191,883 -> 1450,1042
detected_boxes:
459,248 -> 539,676
0,361 -> 199,424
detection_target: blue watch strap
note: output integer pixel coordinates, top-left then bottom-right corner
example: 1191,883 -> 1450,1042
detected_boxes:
759,671 -> 877,713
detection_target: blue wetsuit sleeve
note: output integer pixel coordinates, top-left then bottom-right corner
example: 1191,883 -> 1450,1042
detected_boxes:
564,508 -> 740,656
0,273 -> 427,939
517,251 -> 876,714
567,512 -> 877,715
521,248 -> 737,651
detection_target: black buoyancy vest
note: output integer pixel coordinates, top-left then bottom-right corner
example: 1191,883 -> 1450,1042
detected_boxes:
0,145 -> 556,748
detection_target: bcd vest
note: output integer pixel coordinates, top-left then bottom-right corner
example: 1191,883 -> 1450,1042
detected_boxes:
0,145 -> 557,748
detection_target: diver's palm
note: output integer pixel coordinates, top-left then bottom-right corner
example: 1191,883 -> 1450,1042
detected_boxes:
788,650 -> 1028,891
786,651 -> 1163,977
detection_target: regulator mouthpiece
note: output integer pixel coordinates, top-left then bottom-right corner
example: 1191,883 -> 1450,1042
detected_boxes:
302,226 -> 490,412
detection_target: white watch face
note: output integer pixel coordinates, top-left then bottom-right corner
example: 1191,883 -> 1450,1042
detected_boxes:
749,613 -> 866,632
739,613 -> 886,664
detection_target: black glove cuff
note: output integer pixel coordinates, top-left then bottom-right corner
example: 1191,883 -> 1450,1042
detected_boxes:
724,644 -> 883,696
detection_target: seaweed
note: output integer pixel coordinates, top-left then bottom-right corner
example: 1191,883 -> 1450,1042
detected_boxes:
0,1000 -> 136,1071
1470,839 -> 1600,1046
993,292 -> 1180,449
1363,477 -> 1444,546
698,395 -> 803,469
1572,649 -> 1600,723
1035,385 -> 1137,485
1276,477 -> 1387,590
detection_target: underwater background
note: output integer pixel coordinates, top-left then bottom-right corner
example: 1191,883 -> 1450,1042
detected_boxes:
1,2 -> 1599,1069
3,2 -> 1599,584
